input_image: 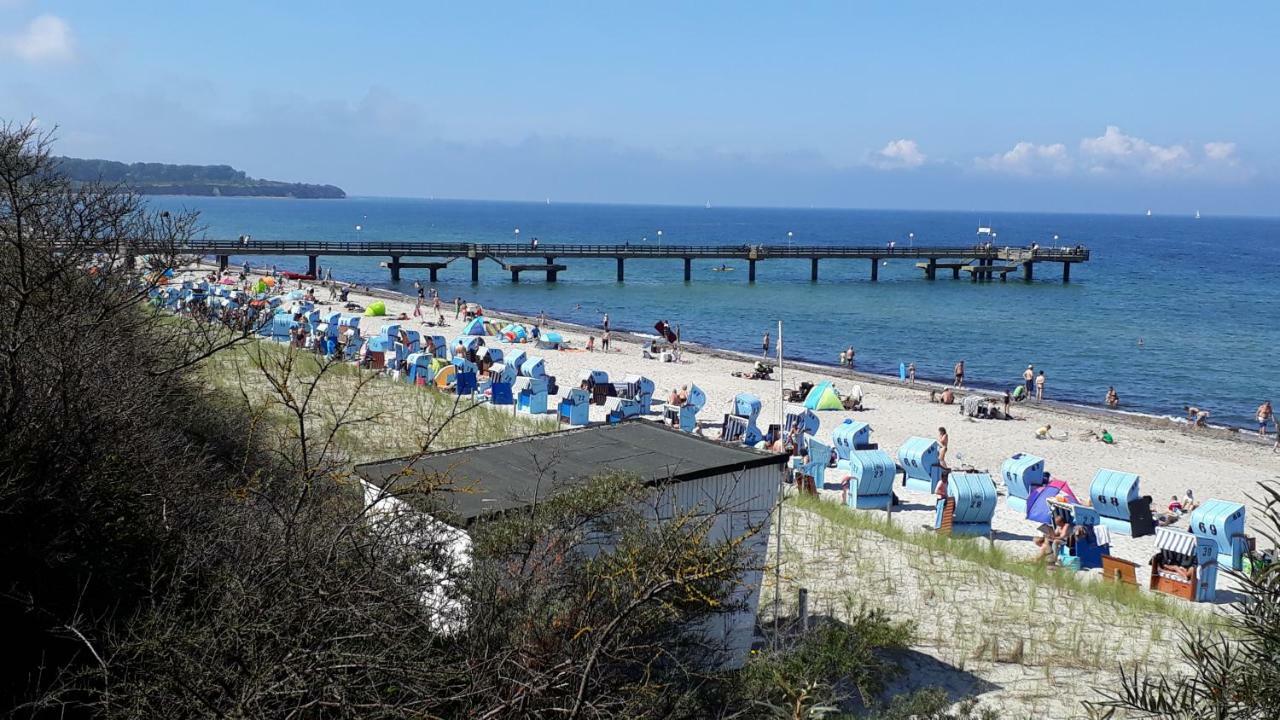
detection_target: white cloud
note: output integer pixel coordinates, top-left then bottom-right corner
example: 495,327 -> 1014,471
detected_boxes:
4,14 -> 75,64
1079,125 -> 1192,174
1203,141 -> 1237,164
871,139 -> 926,169
975,141 -> 1071,176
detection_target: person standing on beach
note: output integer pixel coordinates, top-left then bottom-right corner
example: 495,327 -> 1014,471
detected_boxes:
953,360 -> 965,388
602,329 -> 611,352
762,331 -> 770,357
413,286 -> 425,318
602,312 -> 609,331
937,426 -> 950,469
1035,371 -> 1046,401
1106,386 -> 1119,408
1258,401 -> 1273,436
907,362 -> 916,385
1023,365 -> 1035,395
454,297 -> 462,319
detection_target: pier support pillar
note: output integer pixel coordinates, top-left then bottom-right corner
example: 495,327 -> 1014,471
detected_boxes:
307,255 -> 318,277
511,269 -> 520,282
471,257 -> 480,283
926,258 -> 937,280
810,258 -> 819,282
1023,261 -> 1034,282
388,256 -> 401,282
952,265 -> 961,280
683,257 -> 692,282
546,257 -> 558,282
616,257 -> 625,282
216,255 -> 229,272
971,267 -> 978,283
1062,262 -> 1071,283
870,258 -> 879,282
748,259 -> 757,282
428,266 -> 439,282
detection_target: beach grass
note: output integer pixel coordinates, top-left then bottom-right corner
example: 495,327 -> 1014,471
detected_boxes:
762,494 -> 1224,717
198,336 -> 555,464
788,493 -> 1208,623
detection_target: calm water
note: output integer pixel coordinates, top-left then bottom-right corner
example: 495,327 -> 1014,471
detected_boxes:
152,196 -> 1280,428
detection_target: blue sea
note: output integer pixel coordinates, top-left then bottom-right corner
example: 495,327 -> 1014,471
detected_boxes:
151,196 -> 1280,429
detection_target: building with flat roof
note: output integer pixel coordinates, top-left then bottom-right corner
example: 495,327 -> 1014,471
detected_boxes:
355,420 -> 787,667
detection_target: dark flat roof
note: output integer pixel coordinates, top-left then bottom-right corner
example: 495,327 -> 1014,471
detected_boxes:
356,421 -> 786,524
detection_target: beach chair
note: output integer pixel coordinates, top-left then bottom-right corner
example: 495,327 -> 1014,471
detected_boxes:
841,449 -> 897,510
1101,556 -> 1140,586
673,385 -> 707,432
783,404 -> 820,438
433,364 -> 456,389
1149,526 -> 1218,602
405,352 -> 435,385
934,472 -> 996,538
581,369 -> 613,405
731,393 -> 764,445
558,388 -> 590,426
897,437 -> 943,495
1001,453 -> 1046,515
1048,502 -> 1111,570
504,349 -> 527,375
425,334 -> 448,359
489,382 -> 514,406
831,419 -> 875,460
522,356 -> 548,379
1089,469 -> 1156,537
720,414 -> 749,443
455,370 -> 477,397
514,376 -> 549,415
1189,500 -> 1250,571
619,375 -> 655,413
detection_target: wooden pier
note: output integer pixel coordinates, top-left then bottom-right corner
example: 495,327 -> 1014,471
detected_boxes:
193,240 -> 1090,285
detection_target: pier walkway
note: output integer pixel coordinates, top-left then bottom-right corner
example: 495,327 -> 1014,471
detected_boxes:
186,240 -> 1090,284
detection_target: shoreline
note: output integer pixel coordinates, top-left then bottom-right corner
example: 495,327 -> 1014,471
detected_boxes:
279,272 -> 1271,447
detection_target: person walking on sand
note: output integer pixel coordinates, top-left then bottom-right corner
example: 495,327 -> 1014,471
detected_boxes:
762,331 -> 770,357
1023,365 -> 1035,395
1035,370 -> 1046,401
953,360 -> 965,388
1258,401 -> 1273,437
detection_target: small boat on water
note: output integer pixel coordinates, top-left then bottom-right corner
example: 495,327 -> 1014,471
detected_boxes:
1146,209 -> 1153,217
1195,210 -> 1201,219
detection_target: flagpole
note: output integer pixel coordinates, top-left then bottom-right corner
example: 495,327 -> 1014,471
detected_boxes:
773,319 -> 784,648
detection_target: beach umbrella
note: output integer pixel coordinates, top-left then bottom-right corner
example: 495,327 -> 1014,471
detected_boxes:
262,276 -> 277,287
1026,480 -> 1079,524
462,317 -> 487,336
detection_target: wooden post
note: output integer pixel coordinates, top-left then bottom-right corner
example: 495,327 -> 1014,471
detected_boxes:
810,258 -> 819,282
870,258 -> 879,281
616,257 -> 625,282
307,255 -> 318,277
683,257 -> 692,282
546,257 -> 558,282
1062,262 -> 1071,283
511,268 -> 520,282
428,266 -> 439,282
471,257 -> 480,283
388,256 -> 400,282
748,259 -> 757,282
926,258 -> 937,280
798,587 -> 809,631
1023,261 -> 1034,282
952,265 -> 960,280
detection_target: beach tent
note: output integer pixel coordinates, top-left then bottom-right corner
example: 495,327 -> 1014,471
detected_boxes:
1025,480 -> 1079,525
803,381 -> 844,411
363,300 -> 387,317
462,317 -> 488,336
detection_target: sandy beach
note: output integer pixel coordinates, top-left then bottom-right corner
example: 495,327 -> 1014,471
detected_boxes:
209,267 -> 1279,600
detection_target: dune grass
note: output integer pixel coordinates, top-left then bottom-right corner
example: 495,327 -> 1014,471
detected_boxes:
198,337 -> 555,464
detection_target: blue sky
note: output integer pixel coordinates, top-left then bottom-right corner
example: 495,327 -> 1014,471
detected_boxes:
2,1 -> 1278,214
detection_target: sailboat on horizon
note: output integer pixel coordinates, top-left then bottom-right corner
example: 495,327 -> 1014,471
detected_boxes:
1146,209 -> 1153,217
1195,210 -> 1201,219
